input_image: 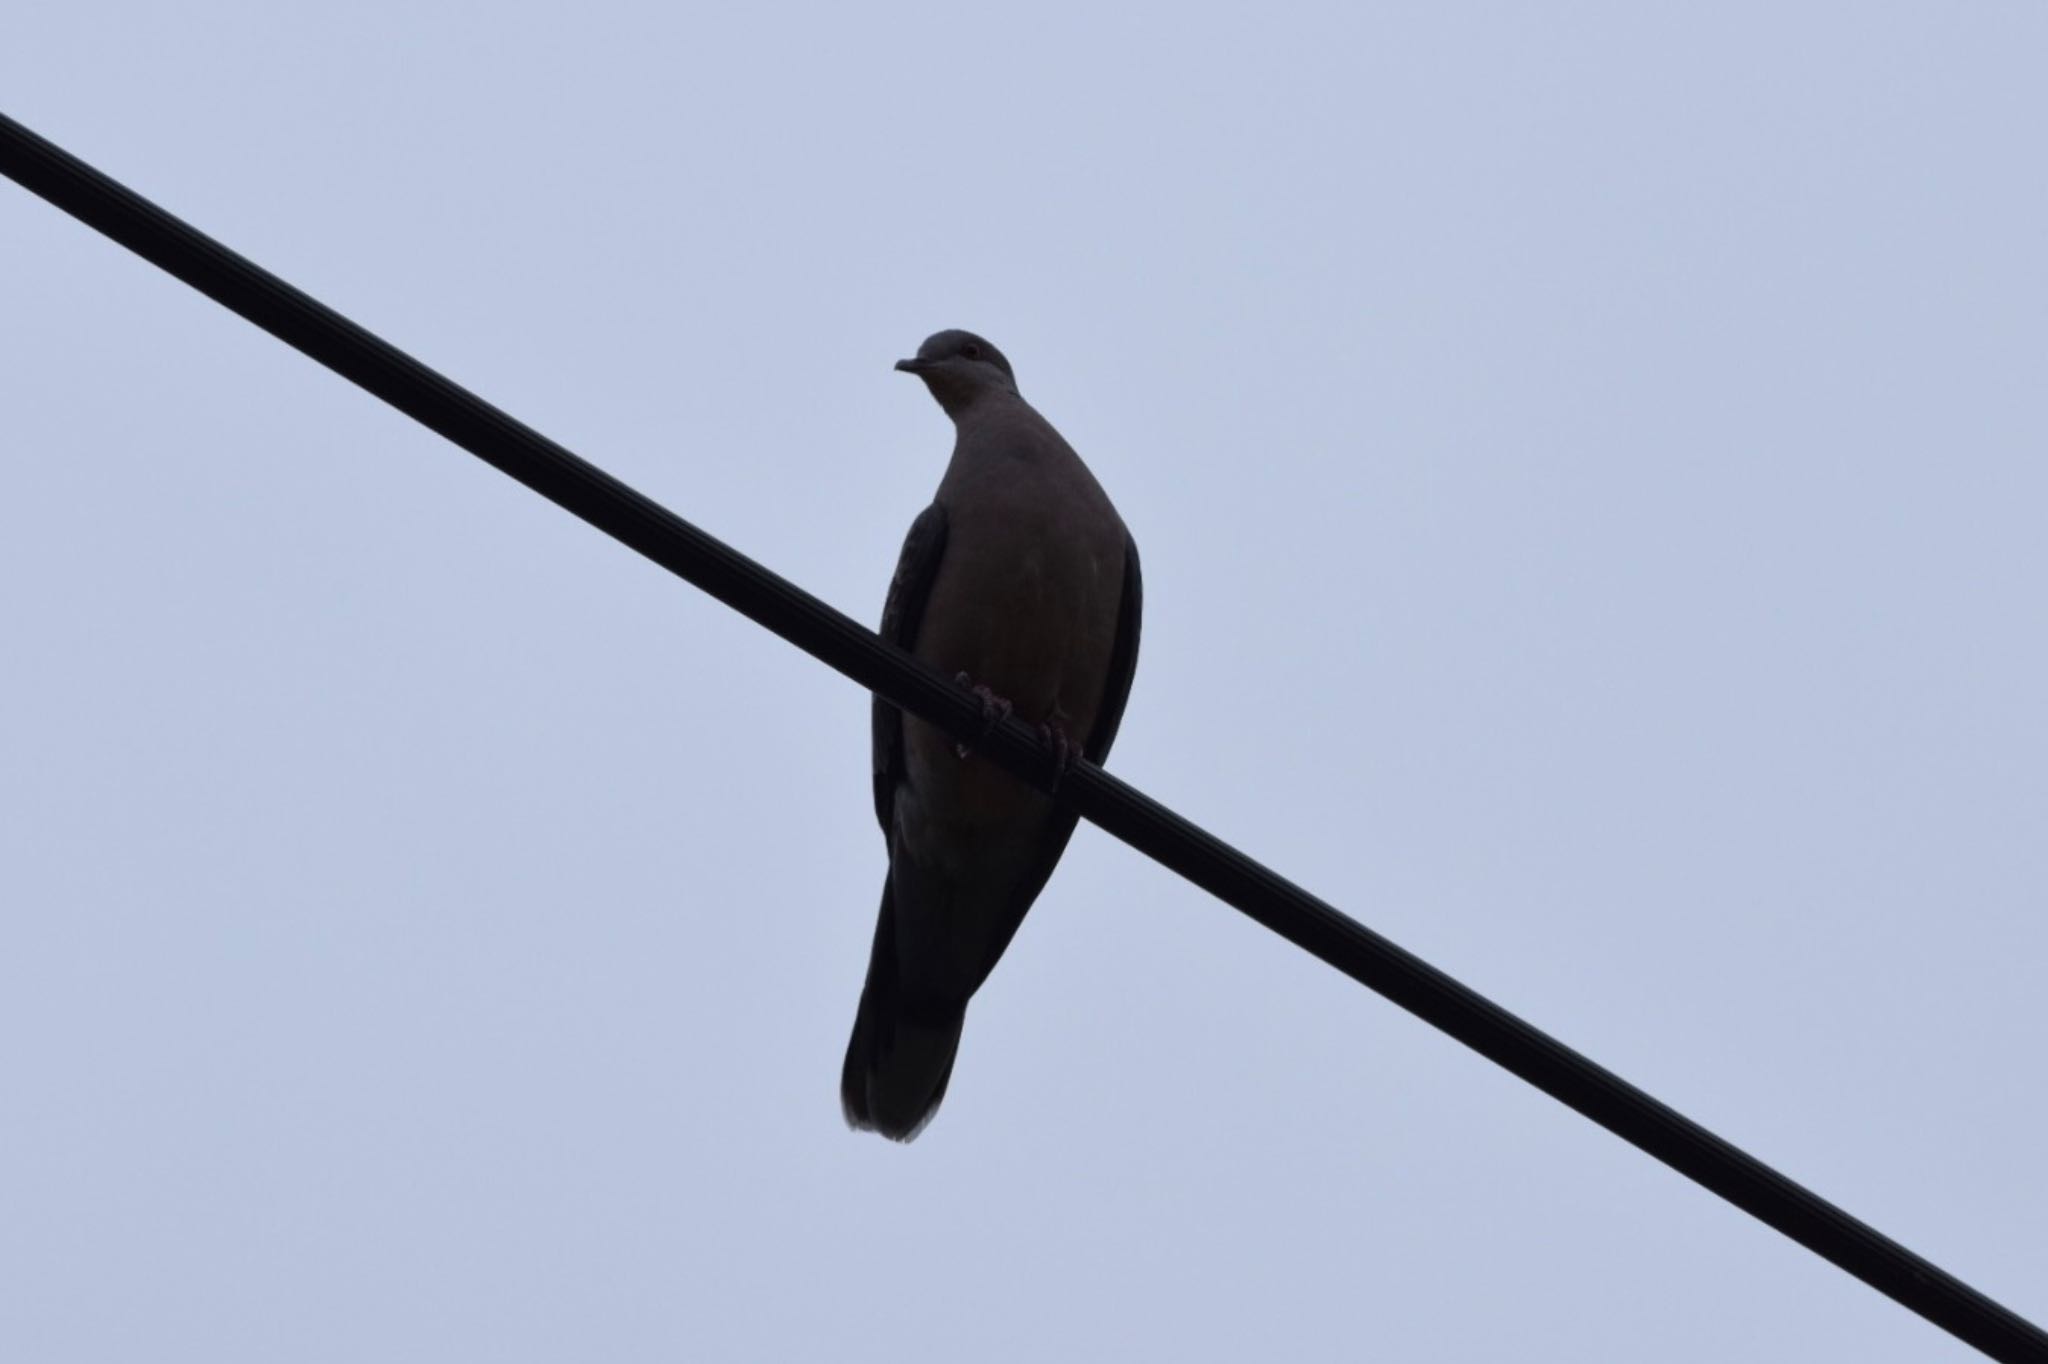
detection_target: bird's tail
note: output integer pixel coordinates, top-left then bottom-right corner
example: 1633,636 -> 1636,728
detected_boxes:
841,882 -> 965,1142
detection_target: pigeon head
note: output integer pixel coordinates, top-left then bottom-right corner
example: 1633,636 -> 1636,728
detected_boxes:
895,330 -> 1018,415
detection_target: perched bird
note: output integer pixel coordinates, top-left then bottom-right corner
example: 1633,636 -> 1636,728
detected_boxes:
842,329 -> 1142,1141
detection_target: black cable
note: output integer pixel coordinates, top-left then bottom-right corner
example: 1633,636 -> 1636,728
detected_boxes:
3,110 -> 2041,1363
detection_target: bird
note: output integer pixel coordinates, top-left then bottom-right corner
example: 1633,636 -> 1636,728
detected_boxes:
842,329 -> 1142,1141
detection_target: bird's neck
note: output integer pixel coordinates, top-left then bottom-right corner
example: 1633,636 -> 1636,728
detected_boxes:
948,387 -> 1037,434
944,394 -> 1073,483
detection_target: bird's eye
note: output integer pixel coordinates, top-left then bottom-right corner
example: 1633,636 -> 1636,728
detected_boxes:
962,343 -> 982,360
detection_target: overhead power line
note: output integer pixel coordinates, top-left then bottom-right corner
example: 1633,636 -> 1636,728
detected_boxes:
3,111 -> 2042,1363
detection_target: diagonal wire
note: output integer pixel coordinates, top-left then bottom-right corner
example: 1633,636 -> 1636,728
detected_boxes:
2,110 -> 2042,1363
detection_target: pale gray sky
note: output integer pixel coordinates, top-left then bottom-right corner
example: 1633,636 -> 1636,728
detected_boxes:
4,4 -> 2044,1360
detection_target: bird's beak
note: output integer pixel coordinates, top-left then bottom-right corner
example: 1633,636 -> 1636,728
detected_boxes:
894,357 -> 931,375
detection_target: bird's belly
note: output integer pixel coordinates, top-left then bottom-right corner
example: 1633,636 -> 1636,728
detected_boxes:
900,712 -> 1050,842
889,725 -> 1061,996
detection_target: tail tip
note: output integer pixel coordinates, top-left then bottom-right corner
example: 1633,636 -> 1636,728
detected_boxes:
841,1002 -> 964,1143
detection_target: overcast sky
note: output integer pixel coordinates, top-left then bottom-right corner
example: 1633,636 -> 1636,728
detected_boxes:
4,4 -> 2044,1361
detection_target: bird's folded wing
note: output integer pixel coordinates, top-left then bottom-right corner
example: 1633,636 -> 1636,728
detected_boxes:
871,500 -> 950,838
1084,532 -> 1142,765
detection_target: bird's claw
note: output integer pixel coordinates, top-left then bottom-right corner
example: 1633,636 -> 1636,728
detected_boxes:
953,672 -> 1013,759
1039,718 -> 1076,793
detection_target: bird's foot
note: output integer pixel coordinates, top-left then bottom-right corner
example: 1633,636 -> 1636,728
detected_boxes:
1039,716 -> 1076,793
953,672 -> 1013,759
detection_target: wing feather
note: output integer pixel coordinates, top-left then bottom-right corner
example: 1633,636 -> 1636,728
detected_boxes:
871,502 -> 950,837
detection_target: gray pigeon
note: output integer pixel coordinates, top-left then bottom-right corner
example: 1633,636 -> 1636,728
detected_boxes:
842,329 -> 1142,1141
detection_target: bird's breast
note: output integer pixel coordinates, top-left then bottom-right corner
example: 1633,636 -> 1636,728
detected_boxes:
902,466 -> 1125,825
916,500 -> 1118,719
